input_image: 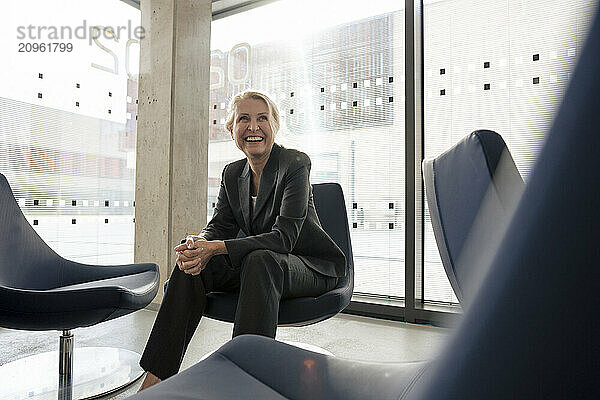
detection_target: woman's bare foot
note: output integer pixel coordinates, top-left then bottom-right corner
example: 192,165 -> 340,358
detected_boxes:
138,371 -> 161,392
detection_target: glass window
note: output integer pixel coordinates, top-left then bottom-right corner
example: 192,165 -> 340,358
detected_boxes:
209,0 -> 405,299
0,0 -> 141,264
423,0 -> 598,303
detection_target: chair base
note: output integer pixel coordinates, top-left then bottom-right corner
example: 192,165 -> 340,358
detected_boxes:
0,347 -> 144,400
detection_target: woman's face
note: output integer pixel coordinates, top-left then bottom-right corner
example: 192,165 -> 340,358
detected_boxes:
231,98 -> 275,161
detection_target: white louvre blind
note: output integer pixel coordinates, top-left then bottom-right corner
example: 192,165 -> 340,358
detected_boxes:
0,0 -> 141,264
423,0 -> 598,303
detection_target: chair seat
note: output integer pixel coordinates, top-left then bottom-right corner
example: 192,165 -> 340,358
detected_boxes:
205,281 -> 353,326
128,335 -> 427,400
0,265 -> 159,331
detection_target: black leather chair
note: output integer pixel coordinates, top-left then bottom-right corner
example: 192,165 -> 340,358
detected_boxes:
129,6 -> 600,399
423,130 -> 525,304
0,173 -> 160,399
165,182 -> 354,327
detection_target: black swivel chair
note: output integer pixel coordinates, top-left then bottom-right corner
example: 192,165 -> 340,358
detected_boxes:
165,182 -> 354,329
129,6 -> 600,399
423,130 -> 525,304
0,173 -> 160,399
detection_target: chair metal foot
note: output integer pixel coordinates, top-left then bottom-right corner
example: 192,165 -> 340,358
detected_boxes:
0,346 -> 144,399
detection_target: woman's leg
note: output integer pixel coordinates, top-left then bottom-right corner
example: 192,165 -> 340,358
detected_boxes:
139,255 -> 237,382
233,250 -> 337,338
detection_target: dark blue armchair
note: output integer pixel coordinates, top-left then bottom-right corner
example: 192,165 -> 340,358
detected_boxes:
166,182 -> 355,327
0,173 -> 160,399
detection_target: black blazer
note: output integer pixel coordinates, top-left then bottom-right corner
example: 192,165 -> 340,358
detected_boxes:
201,143 -> 346,278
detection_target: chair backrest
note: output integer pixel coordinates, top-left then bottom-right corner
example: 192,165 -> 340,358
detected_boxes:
0,174 -> 63,289
408,7 -> 600,399
423,130 -> 524,304
312,183 -> 354,291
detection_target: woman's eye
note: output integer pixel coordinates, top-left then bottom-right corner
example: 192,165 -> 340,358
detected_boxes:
238,116 -> 248,121
258,116 -> 268,121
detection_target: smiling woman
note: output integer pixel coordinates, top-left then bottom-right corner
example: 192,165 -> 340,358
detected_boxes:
137,91 -> 346,391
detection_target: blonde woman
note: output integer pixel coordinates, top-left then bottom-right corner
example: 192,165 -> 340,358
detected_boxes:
138,90 -> 346,390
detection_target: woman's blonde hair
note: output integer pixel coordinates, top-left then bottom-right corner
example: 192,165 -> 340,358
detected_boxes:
225,90 -> 281,135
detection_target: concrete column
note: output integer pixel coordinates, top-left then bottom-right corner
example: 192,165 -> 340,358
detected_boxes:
135,0 -> 211,304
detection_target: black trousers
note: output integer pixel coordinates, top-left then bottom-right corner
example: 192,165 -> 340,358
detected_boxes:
139,249 -> 338,380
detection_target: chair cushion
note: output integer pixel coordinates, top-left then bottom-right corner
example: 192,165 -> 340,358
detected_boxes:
204,279 -> 352,326
0,266 -> 159,331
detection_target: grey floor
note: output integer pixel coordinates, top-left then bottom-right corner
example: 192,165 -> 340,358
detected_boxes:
0,309 -> 450,399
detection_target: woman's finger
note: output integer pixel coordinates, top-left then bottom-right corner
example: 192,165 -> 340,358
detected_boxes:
185,236 -> 196,249
182,248 -> 201,258
190,265 -> 203,275
193,236 -> 207,244
182,258 -> 201,271
185,234 -> 206,248
184,261 -> 204,275
174,243 -> 187,252
178,254 -> 192,263
175,240 -> 205,253
179,249 -> 204,262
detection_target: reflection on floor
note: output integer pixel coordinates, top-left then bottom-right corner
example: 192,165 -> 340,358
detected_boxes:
0,308 -> 449,399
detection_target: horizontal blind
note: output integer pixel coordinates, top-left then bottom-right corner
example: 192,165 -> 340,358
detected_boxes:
423,0 -> 598,303
0,0 -> 141,264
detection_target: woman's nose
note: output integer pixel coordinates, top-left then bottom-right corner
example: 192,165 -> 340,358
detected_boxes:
248,120 -> 260,132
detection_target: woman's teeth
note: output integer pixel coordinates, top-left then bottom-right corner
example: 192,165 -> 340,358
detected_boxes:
245,136 -> 264,142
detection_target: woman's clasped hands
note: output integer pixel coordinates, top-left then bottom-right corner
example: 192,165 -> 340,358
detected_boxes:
175,235 -> 210,276
175,235 -> 227,275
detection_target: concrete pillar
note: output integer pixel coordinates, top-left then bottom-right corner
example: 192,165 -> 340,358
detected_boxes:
135,0 -> 211,304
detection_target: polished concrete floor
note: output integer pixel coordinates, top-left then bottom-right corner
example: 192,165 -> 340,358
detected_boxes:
0,309 -> 450,399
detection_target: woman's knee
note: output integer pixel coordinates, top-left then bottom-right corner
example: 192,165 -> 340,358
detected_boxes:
242,249 -> 277,264
240,250 -> 283,279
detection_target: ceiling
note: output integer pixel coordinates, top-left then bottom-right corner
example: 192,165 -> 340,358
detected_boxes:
122,0 -> 277,18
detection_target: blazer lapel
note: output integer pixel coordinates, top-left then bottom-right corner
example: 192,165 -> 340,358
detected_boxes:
252,144 -> 280,222
238,161 -> 251,233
